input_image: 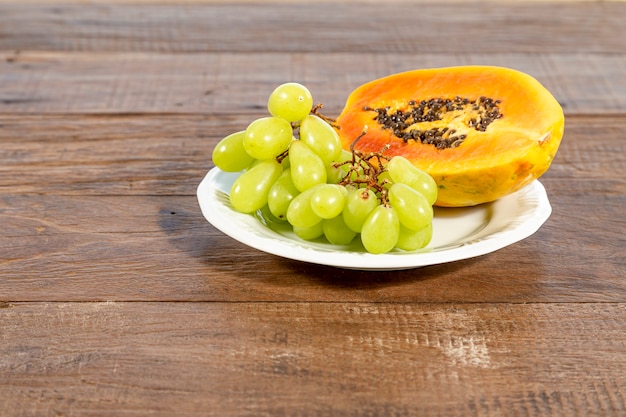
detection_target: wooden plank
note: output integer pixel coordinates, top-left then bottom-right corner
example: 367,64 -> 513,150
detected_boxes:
1,301 -> 625,416
0,114 -> 220,196
0,110 -> 623,301
0,3 -> 623,416
0,3 -> 624,54
1,52 -> 625,115
0,0 -> 609,4
1,114 -> 624,196
0,190 -> 624,303
0,114 -> 624,302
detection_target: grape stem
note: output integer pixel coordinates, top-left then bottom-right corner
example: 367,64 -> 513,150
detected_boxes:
275,148 -> 290,164
337,127 -> 392,207
276,105 -> 392,206
311,103 -> 340,129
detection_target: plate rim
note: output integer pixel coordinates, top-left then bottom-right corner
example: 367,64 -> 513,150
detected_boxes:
197,167 -> 552,270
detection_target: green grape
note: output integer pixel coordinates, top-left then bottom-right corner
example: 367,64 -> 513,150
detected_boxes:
267,82 -> 313,123
289,140 -> 327,192
396,223 -> 432,251
337,149 -> 353,166
255,204 -> 286,226
299,114 -> 342,165
243,116 -> 293,160
323,215 -> 357,245
388,183 -> 433,231
267,170 -> 300,220
293,222 -> 324,241
286,187 -> 321,228
326,149 -> 353,184
386,155 -> 438,205
326,161 -> 346,184
310,184 -> 347,219
421,223 -> 433,247
360,205 -> 400,254
211,131 -> 256,172
229,159 -> 282,214
280,152 -> 291,170
377,170 -> 393,190
336,149 -> 354,173
342,188 -> 379,233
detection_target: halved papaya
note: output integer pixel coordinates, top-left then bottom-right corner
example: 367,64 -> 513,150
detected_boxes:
335,66 -> 564,207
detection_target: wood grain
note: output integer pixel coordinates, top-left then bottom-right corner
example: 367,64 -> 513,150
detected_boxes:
1,52 -> 625,115
0,114 -> 624,302
2,302 -> 626,417
1,1 -> 625,415
1,114 -> 624,195
0,3 -> 624,54
1,191 -> 624,303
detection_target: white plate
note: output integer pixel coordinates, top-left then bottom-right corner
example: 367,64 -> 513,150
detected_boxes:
197,168 -> 552,270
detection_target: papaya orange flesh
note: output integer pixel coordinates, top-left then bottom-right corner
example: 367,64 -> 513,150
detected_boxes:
335,66 -> 564,207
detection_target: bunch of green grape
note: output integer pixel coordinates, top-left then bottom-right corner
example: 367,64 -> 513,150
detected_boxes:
211,82 -> 438,254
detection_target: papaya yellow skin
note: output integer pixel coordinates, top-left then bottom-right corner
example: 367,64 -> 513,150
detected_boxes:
336,66 -> 564,207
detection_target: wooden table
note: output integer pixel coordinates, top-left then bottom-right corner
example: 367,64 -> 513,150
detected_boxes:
1,1 -> 625,415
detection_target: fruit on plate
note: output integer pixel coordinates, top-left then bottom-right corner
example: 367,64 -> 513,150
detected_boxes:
210,82 -> 438,254
335,66 -> 564,207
